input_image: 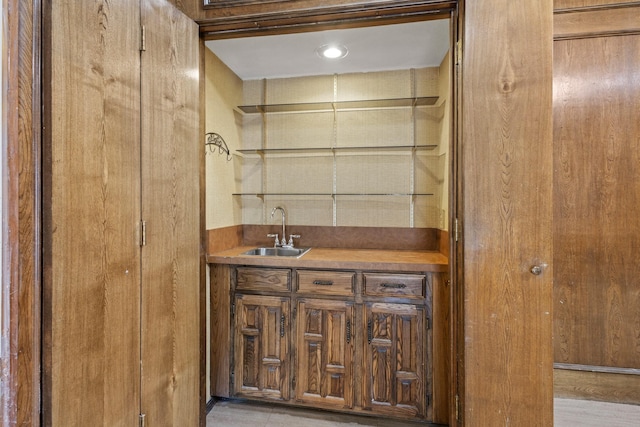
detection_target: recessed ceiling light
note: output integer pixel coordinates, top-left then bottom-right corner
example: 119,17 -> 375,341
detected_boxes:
316,44 -> 348,60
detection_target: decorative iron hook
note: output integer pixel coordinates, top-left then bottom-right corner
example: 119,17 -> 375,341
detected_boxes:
205,132 -> 232,161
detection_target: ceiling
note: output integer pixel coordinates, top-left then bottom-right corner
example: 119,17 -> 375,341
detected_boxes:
204,19 -> 450,81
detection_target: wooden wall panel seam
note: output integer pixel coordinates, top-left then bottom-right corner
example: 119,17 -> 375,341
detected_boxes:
554,4 -> 640,39
554,1 -> 640,13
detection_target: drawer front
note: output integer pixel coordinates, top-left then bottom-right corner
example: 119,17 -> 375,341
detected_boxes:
236,267 -> 290,292
297,270 -> 355,296
363,273 -> 425,298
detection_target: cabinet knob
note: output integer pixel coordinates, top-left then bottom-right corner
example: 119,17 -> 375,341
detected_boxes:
530,265 -> 543,275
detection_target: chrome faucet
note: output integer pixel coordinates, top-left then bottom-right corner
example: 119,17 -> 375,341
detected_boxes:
271,206 -> 287,246
268,206 -> 300,248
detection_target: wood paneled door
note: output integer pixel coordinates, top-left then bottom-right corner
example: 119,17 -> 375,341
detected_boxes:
233,294 -> 291,401
42,1 -> 200,426
363,302 -> 426,419
461,0 -> 554,425
140,1 -> 200,426
43,0 -> 142,424
295,298 -> 355,409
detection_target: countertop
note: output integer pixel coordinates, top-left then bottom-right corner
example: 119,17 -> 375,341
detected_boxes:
207,245 -> 448,273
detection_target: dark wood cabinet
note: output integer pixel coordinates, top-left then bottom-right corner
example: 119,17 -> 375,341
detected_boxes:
295,298 -> 355,409
233,294 -> 291,401
216,264 -> 441,423
364,302 -> 427,419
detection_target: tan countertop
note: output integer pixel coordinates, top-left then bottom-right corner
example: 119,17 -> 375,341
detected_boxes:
207,246 -> 448,273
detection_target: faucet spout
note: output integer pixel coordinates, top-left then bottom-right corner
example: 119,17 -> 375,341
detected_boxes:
271,206 -> 286,246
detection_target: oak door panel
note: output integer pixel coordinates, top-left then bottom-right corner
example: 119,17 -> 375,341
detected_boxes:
234,294 -> 290,400
553,33 -> 640,368
295,298 -> 354,409
363,303 -> 426,419
139,1 -> 200,426
43,1 -> 142,425
462,0 -> 554,424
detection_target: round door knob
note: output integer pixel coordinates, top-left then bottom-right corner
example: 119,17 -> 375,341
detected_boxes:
530,265 -> 543,275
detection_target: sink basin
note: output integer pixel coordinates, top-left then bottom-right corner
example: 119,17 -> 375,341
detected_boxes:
242,247 -> 311,258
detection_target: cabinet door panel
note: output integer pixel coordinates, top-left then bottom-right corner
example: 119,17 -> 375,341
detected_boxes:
234,295 -> 290,400
364,303 -> 425,418
296,299 -> 354,409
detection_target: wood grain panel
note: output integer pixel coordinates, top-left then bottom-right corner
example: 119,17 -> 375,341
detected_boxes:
297,270 -> 355,296
295,298 -> 354,409
554,0 -> 640,11
462,0 -> 554,425
5,0 -> 41,424
240,225 -> 440,251
363,273 -> 425,299
554,367 -> 640,404
236,267 -> 290,292
207,224 -> 243,253
187,1 -> 455,38
140,1 -> 200,426
431,273 -> 450,425
554,5 -> 640,40
553,34 -> 640,368
43,1 -> 142,425
363,303 -> 425,419
233,294 -> 290,400
210,264 -> 231,397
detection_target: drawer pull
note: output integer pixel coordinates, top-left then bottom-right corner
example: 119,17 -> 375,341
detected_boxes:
367,319 -> 372,344
346,319 -> 351,343
381,282 -> 406,289
313,280 -> 333,286
280,314 -> 285,337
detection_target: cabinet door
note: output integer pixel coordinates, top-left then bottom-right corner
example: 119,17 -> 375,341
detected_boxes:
234,294 -> 290,400
295,299 -> 354,409
364,302 -> 426,419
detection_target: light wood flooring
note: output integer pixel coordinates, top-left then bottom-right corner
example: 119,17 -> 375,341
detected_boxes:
206,398 -> 640,426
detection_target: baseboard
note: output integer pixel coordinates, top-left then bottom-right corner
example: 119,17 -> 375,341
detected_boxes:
554,364 -> 640,405
206,397 -> 218,414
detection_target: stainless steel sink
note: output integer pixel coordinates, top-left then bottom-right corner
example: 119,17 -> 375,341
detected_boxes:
241,247 -> 311,258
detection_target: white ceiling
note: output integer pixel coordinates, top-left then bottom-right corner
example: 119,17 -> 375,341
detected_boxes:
205,19 -> 450,81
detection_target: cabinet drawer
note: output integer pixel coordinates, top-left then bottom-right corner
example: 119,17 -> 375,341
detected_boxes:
236,267 -> 290,292
297,270 -> 355,296
363,273 -> 425,298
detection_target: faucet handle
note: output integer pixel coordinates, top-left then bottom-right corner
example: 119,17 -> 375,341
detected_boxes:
267,233 -> 279,246
288,234 -> 301,247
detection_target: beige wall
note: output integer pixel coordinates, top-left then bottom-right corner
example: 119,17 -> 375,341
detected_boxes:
204,49 -> 244,399
205,46 -> 451,231
205,49 -> 243,229
237,67 -> 449,229
438,51 -> 450,231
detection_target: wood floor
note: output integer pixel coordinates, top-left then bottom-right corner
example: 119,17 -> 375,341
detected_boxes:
206,398 -> 640,426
